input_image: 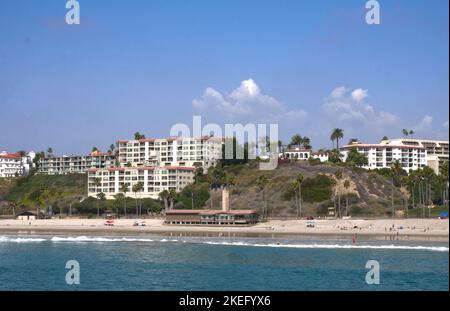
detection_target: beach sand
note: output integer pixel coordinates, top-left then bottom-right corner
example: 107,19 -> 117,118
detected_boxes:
0,218 -> 448,240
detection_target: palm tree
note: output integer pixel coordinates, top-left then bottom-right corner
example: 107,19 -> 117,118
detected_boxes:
291,134 -> 302,148
334,170 -> 343,218
93,177 -> 102,217
256,175 -> 269,221
302,137 -> 311,150
96,192 -> 106,217
168,189 -> 177,210
134,132 -> 146,140
390,160 -> 404,218
120,184 -> 129,217
402,129 -> 409,138
114,193 -> 125,218
382,136 -> 389,141
132,182 -> 144,217
46,147 -> 53,157
343,179 -> 350,216
296,173 -> 304,218
408,130 -> 414,138
159,190 -> 170,212
92,147 -> 99,153
330,128 -> 344,149
278,140 -> 283,153
291,180 -> 299,218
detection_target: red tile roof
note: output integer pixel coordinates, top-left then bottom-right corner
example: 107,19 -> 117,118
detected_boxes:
0,153 -> 21,159
341,144 -> 425,150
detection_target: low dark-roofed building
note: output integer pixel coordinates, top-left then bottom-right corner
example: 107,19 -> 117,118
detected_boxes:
165,209 -> 258,225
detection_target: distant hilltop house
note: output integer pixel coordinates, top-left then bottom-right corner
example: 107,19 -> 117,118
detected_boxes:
86,136 -> 224,200
280,147 -> 329,162
0,151 -> 35,178
165,188 -> 258,226
340,138 -> 448,174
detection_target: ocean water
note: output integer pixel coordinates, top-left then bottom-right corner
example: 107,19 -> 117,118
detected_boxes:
0,233 -> 448,291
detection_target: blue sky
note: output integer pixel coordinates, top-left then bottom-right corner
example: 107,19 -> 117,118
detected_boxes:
0,0 -> 448,154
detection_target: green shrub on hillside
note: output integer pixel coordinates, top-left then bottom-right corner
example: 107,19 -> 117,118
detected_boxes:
283,174 -> 334,203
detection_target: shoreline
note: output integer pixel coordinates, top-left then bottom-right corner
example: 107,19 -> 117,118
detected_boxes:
0,218 -> 448,241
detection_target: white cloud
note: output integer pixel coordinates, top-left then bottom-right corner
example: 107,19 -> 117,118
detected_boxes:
351,88 -> 368,102
376,111 -> 398,126
414,115 -> 433,132
323,86 -> 386,122
192,79 -> 306,122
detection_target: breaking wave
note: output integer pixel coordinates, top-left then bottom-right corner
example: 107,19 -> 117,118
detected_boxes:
0,235 -> 447,252
203,241 -> 449,252
0,236 -> 46,243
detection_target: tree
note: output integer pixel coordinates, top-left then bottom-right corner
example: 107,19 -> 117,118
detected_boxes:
402,129 -> 409,138
302,136 -> 311,150
328,149 -> 343,163
134,132 -> 146,140
291,180 -> 299,217
382,136 -> 388,141
440,161 -> 449,204
96,192 -> 106,217
343,180 -> 351,216
120,184 -> 129,217
93,177 -> 102,217
291,134 -> 302,148
92,147 -> 99,153
114,193 -> 125,218
159,190 -> 170,212
132,182 -> 144,217
46,147 -> 53,157
389,160 -> 407,217
168,189 -> 177,210
330,128 -> 344,149
409,130 -> 414,138
334,170 -> 343,218
296,173 -> 304,218
278,140 -> 284,153
345,148 -> 368,167
256,175 -> 269,221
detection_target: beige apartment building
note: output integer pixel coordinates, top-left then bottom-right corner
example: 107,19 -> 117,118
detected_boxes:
38,151 -> 115,175
87,136 -> 224,199
380,138 -> 448,174
87,166 -> 195,199
117,136 -> 223,170
341,138 -> 449,174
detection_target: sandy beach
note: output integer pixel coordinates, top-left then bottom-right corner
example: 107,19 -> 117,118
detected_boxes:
0,218 -> 448,240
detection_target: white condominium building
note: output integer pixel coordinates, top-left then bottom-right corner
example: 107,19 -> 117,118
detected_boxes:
0,152 -> 24,178
87,166 -> 195,199
340,140 -> 427,173
117,136 -> 223,170
38,151 -> 115,175
380,138 -> 448,174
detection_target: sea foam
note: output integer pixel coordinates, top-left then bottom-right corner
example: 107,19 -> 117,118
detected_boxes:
203,241 -> 449,252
